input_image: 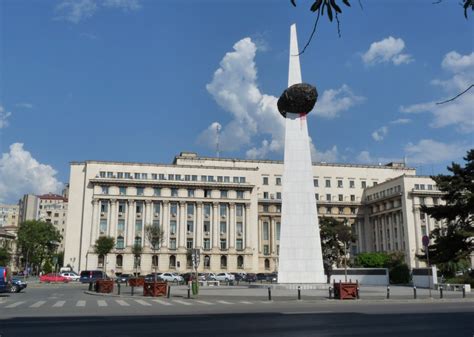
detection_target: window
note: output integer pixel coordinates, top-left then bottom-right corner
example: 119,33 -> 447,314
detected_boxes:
236,191 -> 244,199
351,207 -> 356,215
204,221 -> 210,233
187,220 -> 194,232
338,207 -> 344,214
220,239 -> 227,250
419,197 -> 425,205
338,180 -> 343,188
141,173 -> 147,180
263,177 -> 269,185
276,177 -> 281,185
154,188 -> 161,196
325,179 -> 331,188
101,186 -> 108,194
350,195 -> 355,202
152,219 -> 160,228
220,204 -> 227,216
263,192 -> 269,199
263,245 -> 269,255
220,256 -> 227,268
220,190 -> 228,198
159,173 -> 165,180
171,188 -> 178,197
236,204 -> 243,217
119,187 -> 126,195
116,254 -> 123,267
134,173 -> 140,179
153,203 -> 160,214
237,255 -> 244,268
276,192 -> 282,199
239,177 -> 246,183
100,171 -> 106,178
136,202 -> 143,214
170,203 -> 177,216
135,220 -> 142,233
169,238 -> 176,249
204,204 -> 211,216
186,239 -> 193,249
264,258 -> 270,270
433,197 -> 439,205
99,219 -> 107,234
187,189 -> 194,197
204,189 -> 211,198
169,255 -> 176,268
420,184 -> 425,190
263,222 -> 269,240
152,255 -> 158,267
338,194 -> 343,202
428,184 -> 433,190
168,174 -> 174,180
313,179 -> 319,187
326,207 -> 331,214
276,222 -> 281,240
349,180 -> 355,188
117,219 -> 125,233
236,239 -> 243,251
137,187 -> 144,196
236,221 -> 243,234
204,255 -> 211,268
361,181 -> 367,188
233,177 -> 239,183
203,239 -> 210,250
326,194 -> 331,201
220,221 -> 227,233
420,212 -> 426,220
175,174 -> 181,181
170,220 -> 177,235
151,173 -> 157,180
276,205 -> 281,213
217,176 -> 223,182
134,236 -> 142,246
187,203 -> 194,216
263,205 -> 269,212
201,175 -> 207,182
98,254 -> 104,268
116,237 -> 124,249
192,175 -> 198,181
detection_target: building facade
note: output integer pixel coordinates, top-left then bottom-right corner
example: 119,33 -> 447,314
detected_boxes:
64,152 -> 442,275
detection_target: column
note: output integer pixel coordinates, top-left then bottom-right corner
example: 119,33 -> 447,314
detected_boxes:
229,203 -> 236,249
244,203 -> 251,249
178,201 -> 186,249
196,202 -> 203,249
212,202 -> 219,249
126,199 -> 135,246
90,199 -> 100,244
162,201 -> 169,249
144,200 -> 152,247
109,199 -> 117,239
270,217 -> 277,254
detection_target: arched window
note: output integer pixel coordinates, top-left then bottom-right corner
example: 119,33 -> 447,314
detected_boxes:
220,255 -> 227,268
264,258 -> 270,270
152,255 -> 158,267
116,254 -> 123,267
204,255 -> 211,269
98,254 -> 104,268
186,254 -> 192,267
116,236 -> 124,249
237,255 -> 244,269
134,236 -> 142,246
169,255 -> 176,268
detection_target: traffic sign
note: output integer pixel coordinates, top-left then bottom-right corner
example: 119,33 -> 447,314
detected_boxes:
422,235 -> 430,247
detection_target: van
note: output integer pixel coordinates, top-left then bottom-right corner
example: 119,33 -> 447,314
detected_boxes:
79,270 -> 106,283
0,267 -> 9,293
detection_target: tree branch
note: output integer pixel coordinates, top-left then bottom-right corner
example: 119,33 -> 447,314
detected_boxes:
436,84 -> 473,104
297,8 -> 321,55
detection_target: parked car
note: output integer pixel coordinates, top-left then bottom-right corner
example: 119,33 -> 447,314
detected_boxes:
60,272 -> 80,282
182,272 -> 195,283
0,266 -> 9,293
115,274 -> 132,283
266,272 -> 278,283
214,273 -> 235,282
243,273 -> 257,282
79,270 -> 106,283
158,272 -> 183,283
9,277 -> 27,293
40,273 -> 69,283
231,273 -> 245,281
144,273 -> 163,282
203,273 -> 217,281
256,273 -> 268,281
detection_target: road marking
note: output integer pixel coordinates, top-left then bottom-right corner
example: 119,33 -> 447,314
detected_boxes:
5,301 -> 25,308
134,299 -> 151,306
30,301 -> 47,308
116,300 -> 130,306
152,299 -> 172,306
260,301 -> 272,304
173,299 -> 192,306
76,300 -> 86,307
216,300 -> 232,305
282,311 -> 334,315
52,300 -> 66,307
194,300 -> 214,305
98,300 -> 107,307
239,301 -> 253,304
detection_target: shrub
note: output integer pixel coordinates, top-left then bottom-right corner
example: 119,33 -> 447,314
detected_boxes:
389,263 -> 411,284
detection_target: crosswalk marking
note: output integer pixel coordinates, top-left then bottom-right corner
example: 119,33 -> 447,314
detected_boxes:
98,300 -> 107,307
116,300 -> 130,306
173,299 -> 192,306
152,299 -> 172,306
5,301 -> 25,308
194,300 -> 214,305
30,301 -> 47,308
134,299 -> 151,306
239,300 -> 253,304
76,300 -> 86,307
216,300 -> 232,305
52,300 -> 66,307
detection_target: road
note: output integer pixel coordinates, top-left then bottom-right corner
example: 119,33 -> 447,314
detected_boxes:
0,283 -> 472,336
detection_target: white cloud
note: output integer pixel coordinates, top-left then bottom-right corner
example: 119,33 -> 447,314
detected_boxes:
362,36 -> 413,66
15,102 -> 33,109
0,143 -> 63,203
199,37 -> 348,161
372,126 -> 388,142
355,150 -> 400,165
404,139 -> 471,165
0,106 -> 12,129
390,118 -> 411,125
55,0 -> 141,23
356,150 -> 373,163
311,144 -> 339,163
314,84 -> 365,118
400,51 -> 474,133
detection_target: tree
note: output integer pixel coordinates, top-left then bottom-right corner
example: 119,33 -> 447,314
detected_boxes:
353,252 -> 390,268
145,224 -> 164,281
354,251 -> 410,284
319,217 -> 356,282
94,236 -> 115,276
131,243 -> 143,277
17,220 -> 62,275
419,149 -> 474,272
0,246 -> 11,266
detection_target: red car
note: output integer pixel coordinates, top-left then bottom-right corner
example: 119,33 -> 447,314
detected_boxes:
39,273 -> 69,283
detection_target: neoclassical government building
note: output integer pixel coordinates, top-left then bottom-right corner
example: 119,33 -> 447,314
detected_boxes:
64,152 -> 443,275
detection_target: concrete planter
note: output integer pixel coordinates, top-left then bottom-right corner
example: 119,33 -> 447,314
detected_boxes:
143,282 -> 167,297
96,279 -> 114,294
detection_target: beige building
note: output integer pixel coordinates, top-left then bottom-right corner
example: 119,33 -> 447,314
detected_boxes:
64,151 -> 443,275
0,204 -> 19,228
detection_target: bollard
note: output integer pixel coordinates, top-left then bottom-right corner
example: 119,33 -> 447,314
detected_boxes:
440,286 -> 443,299
88,282 -> 93,291
117,282 -> 121,295
386,286 -> 390,299
357,286 -> 360,299
462,285 -> 466,298
131,285 -> 134,296
329,286 -> 333,299
167,285 -> 171,298
298,286 -> 301,300
268,287 -> 272,301
187,284 -> 191,299
413,286 -> 417,299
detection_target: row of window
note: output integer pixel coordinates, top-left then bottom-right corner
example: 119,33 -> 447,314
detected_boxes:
101,186 -> 246,199
367,185 -> 402,201
260,192 -> 359,202
313,178 -> 371,189
99,171 -> 247,184
112,236 -> 246,251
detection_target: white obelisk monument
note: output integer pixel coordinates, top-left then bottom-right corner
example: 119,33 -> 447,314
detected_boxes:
277,24 -> 326,284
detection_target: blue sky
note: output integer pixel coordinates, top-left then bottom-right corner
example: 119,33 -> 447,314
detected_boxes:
0,0 -> 473,203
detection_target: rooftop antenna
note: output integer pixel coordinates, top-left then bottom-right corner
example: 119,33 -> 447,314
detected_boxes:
215,124 -> 221,158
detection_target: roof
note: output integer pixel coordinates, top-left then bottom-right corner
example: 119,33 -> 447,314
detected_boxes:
38,193 -> 68,202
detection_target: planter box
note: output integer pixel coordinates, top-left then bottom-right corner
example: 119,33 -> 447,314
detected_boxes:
128,277 -> 145,287
143,282 -> 167,297
96,279 -> 114,294
333,281 -> 358,300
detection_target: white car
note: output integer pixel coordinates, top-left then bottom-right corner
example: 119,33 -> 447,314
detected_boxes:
159,272 -> 184,283
60,272 -> 80,282
214,273 -> 235,282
